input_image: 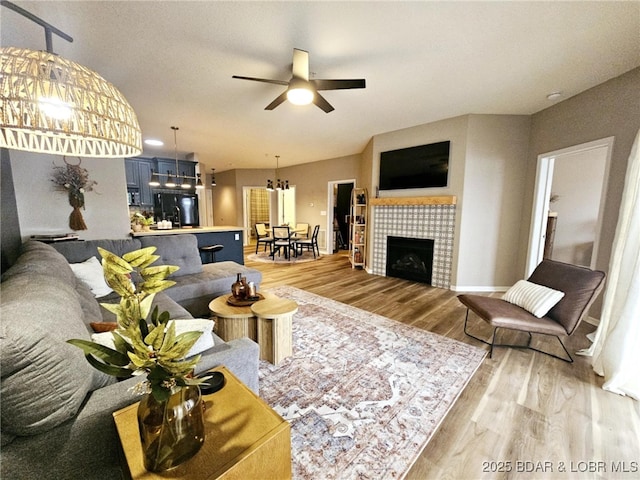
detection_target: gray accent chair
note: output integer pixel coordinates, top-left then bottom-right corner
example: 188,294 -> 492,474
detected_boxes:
458,259 -> 605,362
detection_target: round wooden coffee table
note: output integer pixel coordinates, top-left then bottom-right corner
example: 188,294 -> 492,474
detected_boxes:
208,294 -> 272,342
251,297 -> 298,365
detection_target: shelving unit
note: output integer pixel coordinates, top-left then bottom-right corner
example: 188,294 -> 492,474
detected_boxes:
349,187 -> 367,269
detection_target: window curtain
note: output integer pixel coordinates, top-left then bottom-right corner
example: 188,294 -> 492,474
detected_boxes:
577,128 -> 640,400
249,188 -> 269,239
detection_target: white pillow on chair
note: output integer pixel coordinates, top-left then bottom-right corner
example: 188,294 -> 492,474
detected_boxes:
502,280 -> 565,318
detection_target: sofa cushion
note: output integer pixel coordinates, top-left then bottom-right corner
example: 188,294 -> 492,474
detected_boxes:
139,234 -> 203,276
1,241 -> 77,287
52,238 -> 142,263
98,291 -> 194,323
91,319 -> 214,359
0,274 -> 114,438
164,261 -> 262,317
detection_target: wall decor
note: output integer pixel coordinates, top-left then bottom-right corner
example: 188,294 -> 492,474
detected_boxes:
51,157 -> 97,230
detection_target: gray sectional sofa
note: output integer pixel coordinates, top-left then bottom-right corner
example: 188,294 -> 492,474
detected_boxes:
0,234 -> 262,479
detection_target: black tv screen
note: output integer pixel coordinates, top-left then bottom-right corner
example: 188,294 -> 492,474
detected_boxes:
379,141 -> 450,190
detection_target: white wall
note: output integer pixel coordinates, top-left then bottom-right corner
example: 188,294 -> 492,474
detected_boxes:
364,115 -> 469,285
457,114 -> 531,289
362,114 -> 531,289
10,150 -> 131,240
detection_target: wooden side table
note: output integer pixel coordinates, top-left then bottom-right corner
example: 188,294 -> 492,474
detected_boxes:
251,298 -> 298,364
113,366 -> 291,480
208,294 -> 265,342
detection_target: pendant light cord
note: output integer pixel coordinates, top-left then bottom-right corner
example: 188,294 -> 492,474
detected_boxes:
1,0 -> 73,53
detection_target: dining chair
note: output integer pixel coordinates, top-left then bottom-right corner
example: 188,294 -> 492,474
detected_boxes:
295,223 -> 310,239
295,225 -> 320,258
254,223 -> 273,255
271,226 -> 296,260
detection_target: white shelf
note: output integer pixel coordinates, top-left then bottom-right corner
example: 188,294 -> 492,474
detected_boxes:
349,187 -> 368,269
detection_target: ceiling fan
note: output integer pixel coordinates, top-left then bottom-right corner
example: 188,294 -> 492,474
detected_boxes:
232,48 -> 366,113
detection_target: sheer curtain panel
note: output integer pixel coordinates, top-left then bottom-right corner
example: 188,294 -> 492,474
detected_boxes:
578,129 -> 640,400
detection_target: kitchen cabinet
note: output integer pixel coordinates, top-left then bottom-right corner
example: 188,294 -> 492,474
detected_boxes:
155,158 -> 196,181
125,160 -> 138,187
125,158 -> 154,208
131,228 -> 245,265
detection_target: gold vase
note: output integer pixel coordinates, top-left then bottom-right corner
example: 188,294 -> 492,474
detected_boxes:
137,385 -> 205,472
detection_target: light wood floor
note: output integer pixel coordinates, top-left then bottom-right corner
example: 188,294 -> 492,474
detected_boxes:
244,246 -> 640,480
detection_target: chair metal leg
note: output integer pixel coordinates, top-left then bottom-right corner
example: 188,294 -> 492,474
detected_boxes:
463,308 -> 574,363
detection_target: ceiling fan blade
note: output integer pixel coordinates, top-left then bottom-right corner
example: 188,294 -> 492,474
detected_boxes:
232,75 -> 289,86
312,79 -> 366,91
292,48 -> 309,81
265,91 -> 288,110
313,92 -> 335,113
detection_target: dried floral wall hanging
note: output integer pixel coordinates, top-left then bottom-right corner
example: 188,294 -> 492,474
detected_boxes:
51,157 -> 97,230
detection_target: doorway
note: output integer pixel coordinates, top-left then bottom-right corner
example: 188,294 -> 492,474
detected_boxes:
242,187 -> 271,245
526,137 -> 613,276
326,179 -> 355,254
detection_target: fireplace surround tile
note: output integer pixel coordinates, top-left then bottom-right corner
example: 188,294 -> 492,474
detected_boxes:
372,204 -> 455,288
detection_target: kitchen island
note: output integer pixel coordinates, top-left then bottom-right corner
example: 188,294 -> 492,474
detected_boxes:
131,226 -> 245,264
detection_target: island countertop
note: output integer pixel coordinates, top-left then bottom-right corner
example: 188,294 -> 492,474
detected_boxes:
130,226 -> 244,237
130,226 -> 246,264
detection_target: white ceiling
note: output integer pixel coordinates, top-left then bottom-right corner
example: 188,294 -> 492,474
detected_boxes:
2,1 -> 639,172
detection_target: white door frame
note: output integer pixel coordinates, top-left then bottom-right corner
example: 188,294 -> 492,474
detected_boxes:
326,179 -> 356,254
526,136 -> 614,276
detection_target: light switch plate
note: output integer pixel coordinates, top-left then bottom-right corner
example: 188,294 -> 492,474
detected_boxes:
235,233 -> 240,240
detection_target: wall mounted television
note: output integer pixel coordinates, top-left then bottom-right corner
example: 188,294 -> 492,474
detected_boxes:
379,140 -> 450,191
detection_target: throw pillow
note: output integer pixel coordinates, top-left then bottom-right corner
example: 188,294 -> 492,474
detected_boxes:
91,319 -> 214,358
502,279 -> 565,318
69,256 -> 113,298
89,322 -> 118,333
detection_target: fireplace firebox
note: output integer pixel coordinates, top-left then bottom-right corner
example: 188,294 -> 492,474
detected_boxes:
386,236 -> 434,284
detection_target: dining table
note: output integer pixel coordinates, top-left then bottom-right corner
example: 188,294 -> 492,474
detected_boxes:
266,225 -> 308,237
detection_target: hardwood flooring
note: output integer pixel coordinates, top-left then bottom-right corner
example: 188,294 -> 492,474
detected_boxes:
244,247 -> 640,479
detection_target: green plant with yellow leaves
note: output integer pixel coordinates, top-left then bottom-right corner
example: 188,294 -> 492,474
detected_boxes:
67,247 -> 209,401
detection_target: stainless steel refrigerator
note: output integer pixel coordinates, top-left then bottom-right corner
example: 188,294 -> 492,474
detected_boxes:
153,193 -> 199,227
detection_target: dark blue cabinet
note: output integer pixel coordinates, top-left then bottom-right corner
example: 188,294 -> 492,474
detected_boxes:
155,158 -> 196,184
125,158 -> 154,207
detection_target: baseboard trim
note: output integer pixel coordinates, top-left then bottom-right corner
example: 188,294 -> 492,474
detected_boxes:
450,285 -> 511,293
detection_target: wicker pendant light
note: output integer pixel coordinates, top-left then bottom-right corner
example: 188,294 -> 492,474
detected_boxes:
0,3 -> 142,158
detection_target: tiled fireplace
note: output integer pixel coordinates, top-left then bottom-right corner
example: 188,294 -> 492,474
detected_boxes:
370,198 -> 456,289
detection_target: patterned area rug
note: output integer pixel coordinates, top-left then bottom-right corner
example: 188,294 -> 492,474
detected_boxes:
259,286 -> 486,480
247,251 -> 320,264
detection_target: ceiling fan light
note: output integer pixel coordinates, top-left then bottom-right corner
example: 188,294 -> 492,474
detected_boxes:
287,87 -> 314,105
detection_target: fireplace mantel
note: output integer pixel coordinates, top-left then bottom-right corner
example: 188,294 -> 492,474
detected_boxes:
369,195 -> 456,206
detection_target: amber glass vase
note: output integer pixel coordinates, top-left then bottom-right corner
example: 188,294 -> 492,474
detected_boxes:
137,385 -> 205,472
